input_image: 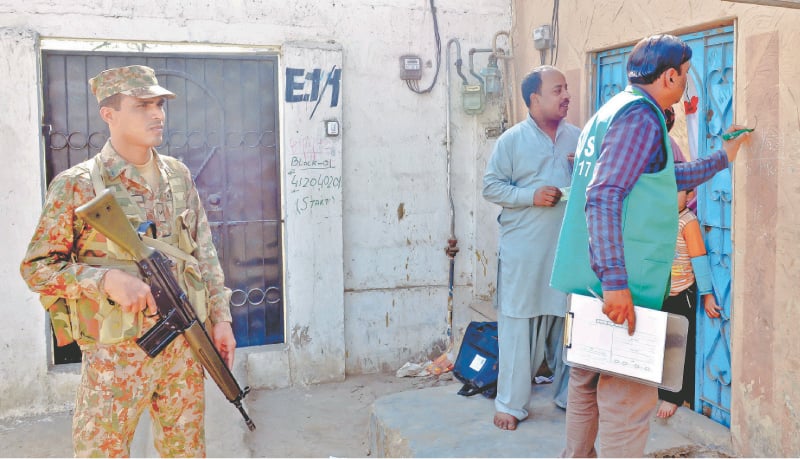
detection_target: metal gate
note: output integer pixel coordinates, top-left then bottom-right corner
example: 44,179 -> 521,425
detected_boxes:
594,26 -> 735,426
42,51 -> 284,364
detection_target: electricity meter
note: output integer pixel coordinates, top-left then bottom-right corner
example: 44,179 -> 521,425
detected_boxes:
399,54 -> 422,80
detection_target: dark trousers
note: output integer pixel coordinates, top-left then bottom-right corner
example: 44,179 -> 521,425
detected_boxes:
658,284 -> 697,407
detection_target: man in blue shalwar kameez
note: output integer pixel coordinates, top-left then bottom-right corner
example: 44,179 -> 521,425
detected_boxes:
482,66 -> 579,430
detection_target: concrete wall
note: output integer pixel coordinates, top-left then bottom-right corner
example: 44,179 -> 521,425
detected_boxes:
508,1 -> 800,456
0,0 -> 511,420
1,26 -> 82,420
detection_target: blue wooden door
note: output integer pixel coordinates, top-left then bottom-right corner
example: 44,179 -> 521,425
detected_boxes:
594,26 -> 735,426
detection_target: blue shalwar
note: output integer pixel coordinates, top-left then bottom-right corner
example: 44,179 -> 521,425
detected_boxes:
482,115 -> 580,419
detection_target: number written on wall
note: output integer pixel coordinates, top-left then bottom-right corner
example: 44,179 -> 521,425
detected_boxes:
286,135 -> 341,215
285,65 -> 341,119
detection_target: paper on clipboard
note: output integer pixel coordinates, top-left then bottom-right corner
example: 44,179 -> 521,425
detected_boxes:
564,294 -> 668,384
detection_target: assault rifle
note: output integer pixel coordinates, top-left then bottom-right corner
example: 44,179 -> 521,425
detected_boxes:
76,189 -> 256,431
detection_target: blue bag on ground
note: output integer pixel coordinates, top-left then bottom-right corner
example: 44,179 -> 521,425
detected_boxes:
453,321 -> 499,398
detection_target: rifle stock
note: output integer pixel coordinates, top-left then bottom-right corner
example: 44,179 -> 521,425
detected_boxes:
76,189 -> 154,260
76,189 -> 256,431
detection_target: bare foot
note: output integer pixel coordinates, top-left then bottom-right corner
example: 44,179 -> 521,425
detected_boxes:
656,401 -> 678,418
493,412 -> 520,430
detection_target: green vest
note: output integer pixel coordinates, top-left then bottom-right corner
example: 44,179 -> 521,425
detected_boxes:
550,87 -> 678,309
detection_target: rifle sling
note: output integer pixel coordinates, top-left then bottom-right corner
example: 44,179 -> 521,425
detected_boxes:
79,236 -> 199,268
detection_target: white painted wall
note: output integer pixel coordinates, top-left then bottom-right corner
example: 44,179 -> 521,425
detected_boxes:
1,26 -> 82,420
282,41 -> 346,384
0,0 -> 511,420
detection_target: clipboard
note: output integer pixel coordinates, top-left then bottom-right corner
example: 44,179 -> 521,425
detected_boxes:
563,294 -> 689,392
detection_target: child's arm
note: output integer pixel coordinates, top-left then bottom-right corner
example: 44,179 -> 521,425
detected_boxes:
702,293 -> 722,318
683,217 -> 723,318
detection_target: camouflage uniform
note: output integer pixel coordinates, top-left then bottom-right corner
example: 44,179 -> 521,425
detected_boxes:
72,332 -> 206,457
20,65 -> 232,457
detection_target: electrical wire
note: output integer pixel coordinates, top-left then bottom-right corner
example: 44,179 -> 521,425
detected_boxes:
549,0 -> 560,66
406,0 -> 442,94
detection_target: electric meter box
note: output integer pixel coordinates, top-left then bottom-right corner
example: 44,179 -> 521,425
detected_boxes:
400,54 -> 423,80
533,25 -> 552,50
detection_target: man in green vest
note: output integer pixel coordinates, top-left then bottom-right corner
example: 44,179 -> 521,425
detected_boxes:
21,65 -> 235,457
550,35 -> 751,457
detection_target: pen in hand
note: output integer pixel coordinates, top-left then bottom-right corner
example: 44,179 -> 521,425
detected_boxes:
721,127 -> 755,141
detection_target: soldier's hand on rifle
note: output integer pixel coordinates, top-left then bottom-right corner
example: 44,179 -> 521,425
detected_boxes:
101,268 -> 158,316
212,321 -> 237,369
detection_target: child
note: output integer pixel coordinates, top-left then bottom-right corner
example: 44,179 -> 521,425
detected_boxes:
656,188 -> 723,418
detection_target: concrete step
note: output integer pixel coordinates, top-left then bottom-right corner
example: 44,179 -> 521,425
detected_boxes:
369,381 -> 735,457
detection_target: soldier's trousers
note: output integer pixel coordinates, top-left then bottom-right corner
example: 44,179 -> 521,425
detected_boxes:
73,336 -> 205,458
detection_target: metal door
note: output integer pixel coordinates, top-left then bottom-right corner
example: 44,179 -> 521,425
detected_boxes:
688,29 -> 735,428
594,26 -> 735,426
42,51 -> 284,364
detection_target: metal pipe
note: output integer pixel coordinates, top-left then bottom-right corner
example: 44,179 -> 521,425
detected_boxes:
447,38 -> 468,86
444,38 -> 463,348
492,30 -> 513,60
455,58 -> 469,86
490,30 -> 515,131
468,48 -> 493,87
445,38 -> 461,238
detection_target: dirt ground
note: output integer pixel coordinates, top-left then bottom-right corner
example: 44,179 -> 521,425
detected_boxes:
0,371 -> 454,458
648,446 -> 734,458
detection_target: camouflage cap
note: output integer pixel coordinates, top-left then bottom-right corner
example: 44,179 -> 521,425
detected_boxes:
89,65 -> 176,103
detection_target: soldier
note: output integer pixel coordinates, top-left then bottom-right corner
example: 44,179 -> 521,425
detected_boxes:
20,65 -> 235,457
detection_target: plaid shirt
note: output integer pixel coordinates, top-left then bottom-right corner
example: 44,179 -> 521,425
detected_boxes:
586,87 -> 728,291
